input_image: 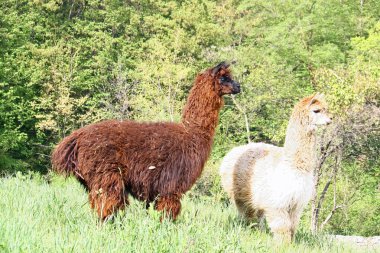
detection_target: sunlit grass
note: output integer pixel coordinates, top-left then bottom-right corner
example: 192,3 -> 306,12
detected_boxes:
0,172 -> 374,253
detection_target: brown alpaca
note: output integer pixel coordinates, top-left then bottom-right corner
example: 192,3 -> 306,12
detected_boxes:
51,62 -> 240,221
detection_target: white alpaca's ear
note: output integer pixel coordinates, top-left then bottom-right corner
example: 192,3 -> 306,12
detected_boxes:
309,93 -> 324,106
316,93 -> 325,100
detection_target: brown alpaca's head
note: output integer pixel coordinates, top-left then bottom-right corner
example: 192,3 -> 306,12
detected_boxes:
210,62 -> 241,96
295,93 -> 332,131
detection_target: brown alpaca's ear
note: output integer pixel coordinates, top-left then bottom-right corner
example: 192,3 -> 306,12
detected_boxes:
211,62 -> 230,76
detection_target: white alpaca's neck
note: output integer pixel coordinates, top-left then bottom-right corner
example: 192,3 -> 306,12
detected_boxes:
284,118 -> 317,173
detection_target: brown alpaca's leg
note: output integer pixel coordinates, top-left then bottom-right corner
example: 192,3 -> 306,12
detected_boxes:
89,172 -> 128,221
155,194 -> 182,221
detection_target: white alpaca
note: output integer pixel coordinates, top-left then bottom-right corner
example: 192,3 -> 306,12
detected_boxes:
220,93 -> 331,243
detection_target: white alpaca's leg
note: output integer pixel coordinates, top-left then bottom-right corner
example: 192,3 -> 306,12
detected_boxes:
258,214 -> 266,231
289,207 -> 303,240
235,200 -> 257,222
265,209 -> 292,243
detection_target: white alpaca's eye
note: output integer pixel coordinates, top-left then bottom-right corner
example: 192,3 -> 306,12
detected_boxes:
313,109 -> 321,113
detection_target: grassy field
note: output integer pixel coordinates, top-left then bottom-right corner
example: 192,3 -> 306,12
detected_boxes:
0,171 -> 376,253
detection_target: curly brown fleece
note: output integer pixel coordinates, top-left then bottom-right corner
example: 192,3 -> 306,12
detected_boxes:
51,62 -> 240,221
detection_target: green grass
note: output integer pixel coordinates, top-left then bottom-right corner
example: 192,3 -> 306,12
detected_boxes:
0,172 -> 376,253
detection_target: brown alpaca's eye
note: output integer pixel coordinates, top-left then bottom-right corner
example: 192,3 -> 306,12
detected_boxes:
220,76 -> 229,82
313,109 -> 321,113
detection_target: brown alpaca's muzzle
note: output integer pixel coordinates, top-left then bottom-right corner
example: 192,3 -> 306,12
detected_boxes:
232,81 -> 241,94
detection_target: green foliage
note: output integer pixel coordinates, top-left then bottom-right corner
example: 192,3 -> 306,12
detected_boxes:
315,161 -> 380,237
0,0 -> 379,237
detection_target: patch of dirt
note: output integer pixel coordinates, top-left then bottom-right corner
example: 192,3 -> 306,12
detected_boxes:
332,235 -> 380,249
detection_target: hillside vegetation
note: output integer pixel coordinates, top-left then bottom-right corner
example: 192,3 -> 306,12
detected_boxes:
0,0 -> 379,239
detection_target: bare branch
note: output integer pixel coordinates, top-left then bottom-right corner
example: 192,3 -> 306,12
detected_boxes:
231,96 -> 251,143
320,205 -> 343,230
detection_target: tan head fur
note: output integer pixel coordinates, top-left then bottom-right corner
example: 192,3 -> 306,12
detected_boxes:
292,93 -> 332,132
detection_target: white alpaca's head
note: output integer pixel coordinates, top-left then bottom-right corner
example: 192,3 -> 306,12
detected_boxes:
291,93 -> 332,132
307,93 -> 332,130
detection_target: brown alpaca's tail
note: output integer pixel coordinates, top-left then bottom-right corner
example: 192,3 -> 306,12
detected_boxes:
51,132 -> 80,176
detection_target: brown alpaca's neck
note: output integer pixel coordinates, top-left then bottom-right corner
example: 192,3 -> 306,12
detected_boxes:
181,75 -> 224,139
284,115 -> 317,173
